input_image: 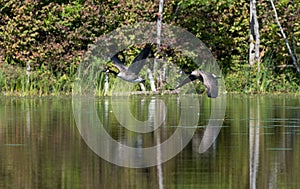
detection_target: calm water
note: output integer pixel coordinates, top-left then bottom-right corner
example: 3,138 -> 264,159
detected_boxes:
0,95 -> 300,188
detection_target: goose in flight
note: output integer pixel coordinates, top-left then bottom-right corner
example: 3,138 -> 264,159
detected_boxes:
176,70 -> 218,98
104,44 -> 152,83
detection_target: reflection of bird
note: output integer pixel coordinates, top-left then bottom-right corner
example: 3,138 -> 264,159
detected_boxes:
176,70 -> 218,98
104,44 -> 152,83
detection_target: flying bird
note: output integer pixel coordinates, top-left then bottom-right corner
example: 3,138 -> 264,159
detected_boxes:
104,44 -> 152,83
175,70 -> 219,98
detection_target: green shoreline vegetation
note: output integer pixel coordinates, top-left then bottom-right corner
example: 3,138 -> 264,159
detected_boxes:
0,0 -> 299,96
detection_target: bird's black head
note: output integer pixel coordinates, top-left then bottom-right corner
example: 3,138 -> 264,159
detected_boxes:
102,68 -> 118,75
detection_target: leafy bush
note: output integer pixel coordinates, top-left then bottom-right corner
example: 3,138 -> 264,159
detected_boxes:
0,0 -> 299,95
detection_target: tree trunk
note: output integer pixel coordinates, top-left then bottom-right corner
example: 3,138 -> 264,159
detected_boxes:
104,73 -> 109,96
151,0 -> 165,91
249,0 -> 260,70
269,0 -> 300,73
147,68 -> 156,91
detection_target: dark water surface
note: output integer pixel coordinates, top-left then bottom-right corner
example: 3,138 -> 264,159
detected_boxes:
0,95 -> 300,188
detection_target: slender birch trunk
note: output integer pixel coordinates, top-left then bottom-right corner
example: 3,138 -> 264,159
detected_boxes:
104,73 -> 109,96
249,0 -> 260,70
26,60 -> 31,84
269,0 -> 300,73
150,0 -> 164,91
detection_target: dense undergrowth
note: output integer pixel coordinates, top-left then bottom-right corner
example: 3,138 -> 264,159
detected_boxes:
0,0 -> 299,96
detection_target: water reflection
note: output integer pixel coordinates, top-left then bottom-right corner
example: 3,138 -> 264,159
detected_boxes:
72,95 -> 200,168
198,94 -> 226,153
0,95 -> 300,188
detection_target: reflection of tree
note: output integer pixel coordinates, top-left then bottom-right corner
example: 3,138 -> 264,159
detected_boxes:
2,96 -> 300,188
73,95 -> 198,169
249,97 -> 260,189
247,96 -> 300,188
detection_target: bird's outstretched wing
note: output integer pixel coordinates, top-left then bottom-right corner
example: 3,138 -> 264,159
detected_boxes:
110,54 -> 128,72
199,71 -> 218,98
175,74 -> 199,89
175,70 -> 219,98
128,44 -> 152,74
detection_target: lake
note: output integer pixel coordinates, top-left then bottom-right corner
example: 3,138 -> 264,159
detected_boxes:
0,95 -> 300,188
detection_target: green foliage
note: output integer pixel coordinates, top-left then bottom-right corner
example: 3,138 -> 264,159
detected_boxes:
225,52 -> 300,94
0,0 -> 108,72
166,0 -> 299,93
0,63 -> 75,96
0,0 -> 299,95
